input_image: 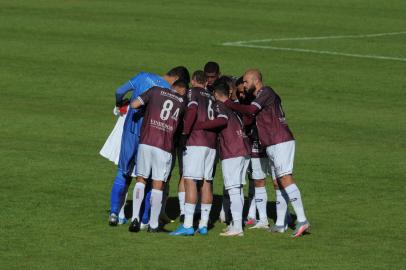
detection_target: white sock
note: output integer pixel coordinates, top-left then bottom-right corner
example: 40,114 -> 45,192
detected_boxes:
275,190 -> 288,226
119,192 -> 128,219
199,204 -> 212,228
184,203 -> 196,228
178,192 -> 185,215
255,187 -> 268,221
285,184 -> 307,223
132,182 -> 145,222
247,198 -> 256,220
229,187 -> 243,231
149,189 -> 163,229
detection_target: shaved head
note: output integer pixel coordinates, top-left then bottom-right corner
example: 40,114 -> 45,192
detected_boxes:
243,69 -> 263,95
244,69 -> 262,82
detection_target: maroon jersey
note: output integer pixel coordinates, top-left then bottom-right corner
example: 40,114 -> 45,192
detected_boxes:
137,86 -> 185,153
251,87 -> 294,146
185,87 -> 217,149
248,124 -> 267,158
215,102 -> 250,160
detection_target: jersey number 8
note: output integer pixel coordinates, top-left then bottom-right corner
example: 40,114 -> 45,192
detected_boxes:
160,100 -> 180,121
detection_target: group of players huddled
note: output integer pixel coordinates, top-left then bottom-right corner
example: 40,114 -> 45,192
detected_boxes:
100,62 -> 310,237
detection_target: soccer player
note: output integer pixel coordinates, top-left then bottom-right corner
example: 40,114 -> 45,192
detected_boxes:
108,66 -> 190,226
204,61 -> 220,92
193,82 -> 251,237
234,79 -> 270,229
128,84 -> 186,233
246,127 -> 270,229
221,69 -> 310,237
170,71 -> 217,236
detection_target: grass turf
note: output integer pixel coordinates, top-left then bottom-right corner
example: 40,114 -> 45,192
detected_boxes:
1,0 -> 405,269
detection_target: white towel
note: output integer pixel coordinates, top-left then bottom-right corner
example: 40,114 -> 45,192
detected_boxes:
99,106 -> 128,165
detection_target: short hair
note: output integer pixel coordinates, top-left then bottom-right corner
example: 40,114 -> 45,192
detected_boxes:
172,79 -> 189,90
213,82 -> 229,97
216,75 -> 234,87
192,70 -> 207,85
204,61 -> 220,74
167,66 -> 190,84
236,76 -> 244,86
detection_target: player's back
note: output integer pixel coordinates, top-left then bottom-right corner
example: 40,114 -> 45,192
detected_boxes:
138,86 -> 185,153
254,86 -> 294,146
215,101 -> 250,160
129,72 -> 170,101
187,87 -> 217,149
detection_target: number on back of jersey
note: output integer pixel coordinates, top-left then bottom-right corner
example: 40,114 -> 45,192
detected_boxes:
160,100 -> 180,121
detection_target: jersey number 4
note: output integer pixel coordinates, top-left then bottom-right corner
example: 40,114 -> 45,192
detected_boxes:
160,100 -> 180,121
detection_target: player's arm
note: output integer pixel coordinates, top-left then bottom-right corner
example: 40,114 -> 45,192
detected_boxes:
223,99 -> 259,115
182,104 -> 198,135
115,81 -> 134,106
130,87 -> 153,109
130,98 -> 143,109
115,72 -> 149,106
193,115 -> 228,131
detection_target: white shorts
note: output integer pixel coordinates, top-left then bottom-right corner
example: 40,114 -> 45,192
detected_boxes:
183,146 -> 217,181
250,157 -> 270,180
136,144 -> 172,182
266,140 -> 295,179
221,156 -> 250,189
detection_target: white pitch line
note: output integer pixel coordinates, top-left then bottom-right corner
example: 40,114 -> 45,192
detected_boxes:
222,31 -> 406,45
222,43 -> 406,62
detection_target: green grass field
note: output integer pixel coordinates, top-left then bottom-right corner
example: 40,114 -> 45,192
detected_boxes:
1,0 -> 405,269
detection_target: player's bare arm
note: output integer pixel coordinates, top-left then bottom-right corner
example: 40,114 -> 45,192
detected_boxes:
130,98 -> 143,109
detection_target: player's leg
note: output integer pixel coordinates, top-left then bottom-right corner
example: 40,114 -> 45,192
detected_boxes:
183,178 -> 198,227
109,169 -> 132,226
129,144 -> 151,232
178,176 -> 186,221
148,180 -> 164,231
246,176 -> 257,225
278,174 -> 309,237
147,146 -> 173,232
198,179 -> 212,234
268,141 -> 309,236
140,182 -> 152,229
198,147 -> 216,233
219,157 -> 246,237
171,146 -> 206,236
128,176 -> 147,232
118,191 -> 128,224
249,157 -> 269,229
110,114 -> 138,225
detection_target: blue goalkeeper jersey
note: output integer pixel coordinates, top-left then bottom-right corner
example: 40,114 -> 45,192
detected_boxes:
115,72 -> 170,135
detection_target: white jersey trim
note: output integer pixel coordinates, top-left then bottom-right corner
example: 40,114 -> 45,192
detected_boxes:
251,102 -> 261,110
137,96 -> 145,105
187,101 -> 198,107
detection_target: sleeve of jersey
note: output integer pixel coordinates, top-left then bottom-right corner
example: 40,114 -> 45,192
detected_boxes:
115,81 -> 133,105
137,87 -> 152,106
224,99 -> 259,115
195,117 -> 228,130
182,104 -> 198,135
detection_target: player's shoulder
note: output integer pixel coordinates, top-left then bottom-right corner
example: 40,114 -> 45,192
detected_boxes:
159,87 -> 185,104
214,100 -> 227,112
